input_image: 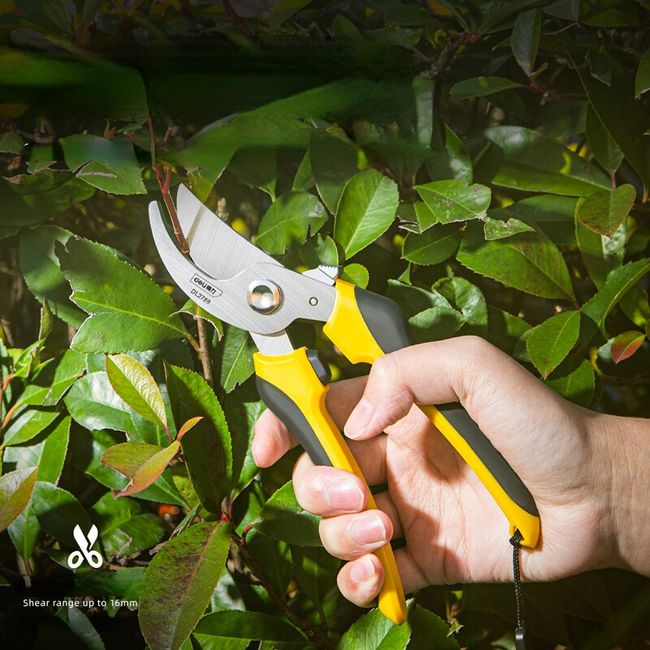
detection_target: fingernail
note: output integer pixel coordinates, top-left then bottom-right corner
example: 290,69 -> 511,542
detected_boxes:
350,556 -> 376,583
350,514 -> 386,545
326,481 -> 365,511
344,399 -> 374,439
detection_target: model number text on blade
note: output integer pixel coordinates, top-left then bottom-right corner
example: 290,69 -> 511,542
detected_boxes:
191,274 -> 222,296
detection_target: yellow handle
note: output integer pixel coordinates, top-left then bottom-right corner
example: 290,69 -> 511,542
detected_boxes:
254,348 -> 408,625
323,279 -> 540,548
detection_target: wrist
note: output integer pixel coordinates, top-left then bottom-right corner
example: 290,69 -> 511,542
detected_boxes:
588,411 -> 650,576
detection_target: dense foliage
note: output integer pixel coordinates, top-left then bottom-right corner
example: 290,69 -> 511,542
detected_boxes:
1,1 -> 649,648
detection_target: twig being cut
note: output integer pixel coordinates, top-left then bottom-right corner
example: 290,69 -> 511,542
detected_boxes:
147,116 -> 189,254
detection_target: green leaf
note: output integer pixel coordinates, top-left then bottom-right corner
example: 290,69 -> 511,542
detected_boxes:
139,522 -> 231,650
544,355 -> 595,406
193,611 -> 306,649
2,408 -> 60,447
8,501 -> 40,563
402,224 -> 461,265
254,481 -> 321,547
166,364 -> 233,513
427,124 -> 473,183
611,330 -> 645,364
0,131 -> 24,154
578,71 -> 648,188
435,276 -> 488,328
58,237 -> 187,353
255,192 -> 327,255
341,263 -> 370,288
408,605 -> 459,649
0,467 -> 38,533
60,135 -> 146,195
219,325 -> 255,394
178,300 -> 223,338
19,226 -> 85,326
75,566 -> 145,602
586,104 -> 623,173
228,147 -> 277,198
3,416 -> 70,484
581,258 -> 650,341
491,194 -> 578,245
483,216 -> 534,240
636,47 -> 650,97
338,608 -> 406,650
102,513 -> 165,559
415,180 -> 491,228
101,441 -> 181,497
21,348 -> 85,406
481,126 -> 610,196
106,354 -> 168,430
457,223 -> 576,301
450,76 -> 523,100
223,382 -> 264,492
65,372 -> 163,443
576,219 -> 624,289
291,545 -> 340,612
512,9 -> 541,76
310,129 -> 359,213
335,169 -> 399,258
57,606 -> 105,650
31,481 -> 92,546
575,185 -> 636,237
408,305 -> 465,343
0,171 -> 95,240
526,311 -> 581,378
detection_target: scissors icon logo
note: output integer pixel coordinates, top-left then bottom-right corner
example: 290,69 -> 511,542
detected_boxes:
67,524 -> 103,569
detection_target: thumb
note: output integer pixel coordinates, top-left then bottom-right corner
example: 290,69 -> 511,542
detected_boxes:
342,336 -> 556,443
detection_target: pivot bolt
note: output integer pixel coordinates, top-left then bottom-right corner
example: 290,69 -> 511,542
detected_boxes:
247,280 -> 282,314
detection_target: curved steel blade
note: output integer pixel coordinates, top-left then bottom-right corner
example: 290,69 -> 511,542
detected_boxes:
176,183 -> 279,280
150,201 -> 335,334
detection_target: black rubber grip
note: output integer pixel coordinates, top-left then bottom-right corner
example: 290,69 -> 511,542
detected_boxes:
354,287 -> 411,352
355,289 -> 539,517
438,405 -> 539,516
256,376 -> 332,467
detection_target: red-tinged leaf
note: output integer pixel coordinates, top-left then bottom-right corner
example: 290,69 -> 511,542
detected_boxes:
101,441 -> 180,497
0,467 -> 38,532
611,331 -> 646,364
176,416 -> 203,440
139,522 -> 232,650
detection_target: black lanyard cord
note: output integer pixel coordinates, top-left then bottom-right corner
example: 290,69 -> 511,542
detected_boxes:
509,529 -> 527,649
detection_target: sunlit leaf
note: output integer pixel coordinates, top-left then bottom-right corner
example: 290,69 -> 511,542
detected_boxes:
335,169 -> 399,258
106,354 -> 168,430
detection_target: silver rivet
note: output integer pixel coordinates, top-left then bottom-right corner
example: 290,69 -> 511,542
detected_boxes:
247,280 -> 282,314
309,297 -> 318,306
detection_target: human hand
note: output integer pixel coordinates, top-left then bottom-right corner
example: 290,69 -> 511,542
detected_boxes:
253,336 -> 646,608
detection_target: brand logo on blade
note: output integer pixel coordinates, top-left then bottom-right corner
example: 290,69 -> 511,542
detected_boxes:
67,524 -> 103,569
191,274 -> 221,296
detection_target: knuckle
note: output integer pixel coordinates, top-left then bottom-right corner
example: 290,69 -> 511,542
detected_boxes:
369,353 -> 397,386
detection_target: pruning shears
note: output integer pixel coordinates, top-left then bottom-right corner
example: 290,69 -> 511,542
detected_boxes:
149,185 -> 540,625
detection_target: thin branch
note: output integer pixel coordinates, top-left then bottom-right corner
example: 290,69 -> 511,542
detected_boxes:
147,116 -> 189,254
195,316 -> 214,387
